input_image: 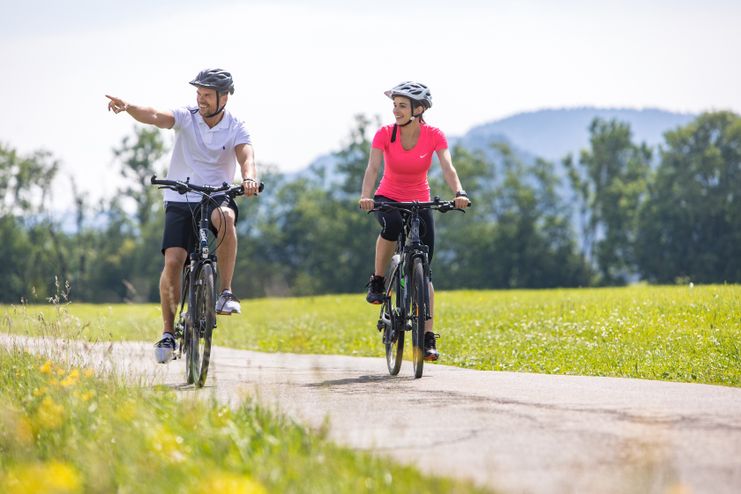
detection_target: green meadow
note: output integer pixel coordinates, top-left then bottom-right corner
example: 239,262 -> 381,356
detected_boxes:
3,284 -> 740,387
2,285 -> 740,492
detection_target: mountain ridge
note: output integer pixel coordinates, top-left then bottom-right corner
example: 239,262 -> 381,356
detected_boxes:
455,106 -> 696,163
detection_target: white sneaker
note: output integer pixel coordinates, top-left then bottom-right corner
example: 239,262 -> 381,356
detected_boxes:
215,290 -> 241,315
154,333 -> 176,363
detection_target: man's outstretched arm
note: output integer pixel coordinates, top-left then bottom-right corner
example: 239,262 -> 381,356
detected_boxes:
106,95 -> 175,129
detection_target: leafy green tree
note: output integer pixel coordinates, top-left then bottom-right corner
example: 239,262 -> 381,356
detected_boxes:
333,114 -> 381,197
0,216 -> 34,302
112,126 -> 168,228
0,144 -> 68,302
563,118 -> 652,284
432,143 -> 591,289
636,111 -> 741,283
0,143 -> 60,215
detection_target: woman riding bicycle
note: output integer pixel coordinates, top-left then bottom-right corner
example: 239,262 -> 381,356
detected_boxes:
358,81 -> 471,361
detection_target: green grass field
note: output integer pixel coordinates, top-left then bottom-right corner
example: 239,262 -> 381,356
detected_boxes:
2,285 -> 739,492
3,284 -> 740,387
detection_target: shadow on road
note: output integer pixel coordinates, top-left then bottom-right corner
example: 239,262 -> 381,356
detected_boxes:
305,374 -> 405,388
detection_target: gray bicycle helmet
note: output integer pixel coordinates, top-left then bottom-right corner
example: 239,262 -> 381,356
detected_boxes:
189,68 -> 235,95
384,81 -> 432,109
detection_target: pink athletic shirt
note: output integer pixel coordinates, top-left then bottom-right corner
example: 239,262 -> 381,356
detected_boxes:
372,123 -> 448,201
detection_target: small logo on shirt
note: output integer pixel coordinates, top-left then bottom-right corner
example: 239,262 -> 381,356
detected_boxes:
419,153 -> 428,159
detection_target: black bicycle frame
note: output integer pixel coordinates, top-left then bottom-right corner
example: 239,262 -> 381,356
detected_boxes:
399,207 -> 432,321
187,194 -> 220,319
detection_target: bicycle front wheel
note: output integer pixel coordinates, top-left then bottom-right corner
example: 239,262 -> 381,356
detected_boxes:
383,266 -> 404,375
410,258 -> 426,378
189,263 -> 216,387
179,268 -> 195,384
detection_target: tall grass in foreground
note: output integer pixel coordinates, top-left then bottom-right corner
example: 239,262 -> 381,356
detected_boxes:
3,284 -> 741,386
0,350 -> 488,494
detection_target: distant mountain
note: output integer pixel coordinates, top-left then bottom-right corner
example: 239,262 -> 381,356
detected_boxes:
456,107 -> 696,163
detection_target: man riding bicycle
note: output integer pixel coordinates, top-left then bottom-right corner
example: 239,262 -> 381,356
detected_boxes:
106,68 -> 259,363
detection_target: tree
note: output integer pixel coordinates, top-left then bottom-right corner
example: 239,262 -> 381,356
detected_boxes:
332,113 -> 382,198
0,143 -> 60,216
563,118 -> 652,284
112,126 -> 168,228
0,144 -> 68,302
636,111 -> 741,283
432,143 -> 591,289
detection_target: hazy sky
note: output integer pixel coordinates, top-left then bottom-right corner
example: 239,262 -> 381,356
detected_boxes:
2,0 -> 740,210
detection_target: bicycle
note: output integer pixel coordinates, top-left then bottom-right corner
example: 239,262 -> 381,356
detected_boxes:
371,197 -> 467,378
150,175 -> 263,387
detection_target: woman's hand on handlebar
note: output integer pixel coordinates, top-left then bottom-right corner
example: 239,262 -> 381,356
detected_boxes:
454,195 -> 471,209
358,196 -> 375,211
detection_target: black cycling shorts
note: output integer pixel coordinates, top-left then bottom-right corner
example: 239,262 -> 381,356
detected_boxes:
161,197 -> 239,255
373,195 -> 435,263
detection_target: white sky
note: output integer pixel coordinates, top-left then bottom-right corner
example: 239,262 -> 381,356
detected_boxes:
1,0 -> 740,211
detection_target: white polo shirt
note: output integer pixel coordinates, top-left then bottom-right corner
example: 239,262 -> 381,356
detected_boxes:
164,106 -> 252,203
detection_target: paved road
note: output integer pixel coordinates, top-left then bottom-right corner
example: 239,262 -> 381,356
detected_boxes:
4,334 -> 741,494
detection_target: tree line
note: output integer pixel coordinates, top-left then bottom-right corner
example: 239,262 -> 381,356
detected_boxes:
1,111 -> 739,303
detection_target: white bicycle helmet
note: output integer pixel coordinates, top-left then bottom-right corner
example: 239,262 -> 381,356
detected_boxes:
384,81 -> 432,109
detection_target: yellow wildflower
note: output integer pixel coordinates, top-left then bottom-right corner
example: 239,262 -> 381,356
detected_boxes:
194,471 -> 267,494
34,396 -> 65,431
60,369 -> 80,388
2,460 -> 81,494
39,360 -> 53,375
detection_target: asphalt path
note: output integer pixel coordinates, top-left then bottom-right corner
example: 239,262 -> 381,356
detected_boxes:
3,334 -> 741,494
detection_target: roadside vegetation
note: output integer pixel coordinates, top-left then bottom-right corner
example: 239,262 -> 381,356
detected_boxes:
3,284 -> 740,387
0,350 -> 489,493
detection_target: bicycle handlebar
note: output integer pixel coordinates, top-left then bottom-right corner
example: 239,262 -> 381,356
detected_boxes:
370,197 -> 470,214
150,175 -> 264,197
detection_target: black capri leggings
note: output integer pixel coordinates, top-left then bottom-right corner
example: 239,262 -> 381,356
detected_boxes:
374,195 -> 436,262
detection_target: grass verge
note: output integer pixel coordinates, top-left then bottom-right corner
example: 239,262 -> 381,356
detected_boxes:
0,349 -> 489,493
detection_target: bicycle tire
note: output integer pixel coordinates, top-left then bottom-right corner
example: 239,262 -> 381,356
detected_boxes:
179,269 -> 195,384
383,265 -> 404,375
410,257 -> 426,378
191,263 -> 216,387
174,265 -> 194,384
182,270 -> 199,384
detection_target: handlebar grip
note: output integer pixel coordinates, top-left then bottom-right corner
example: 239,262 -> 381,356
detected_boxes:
230,181 -> 265,197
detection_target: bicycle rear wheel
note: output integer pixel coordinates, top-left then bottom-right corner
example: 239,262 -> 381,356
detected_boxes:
382,266 -> 404,375
189,263 -> 216,387
410,258 -> 426,378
